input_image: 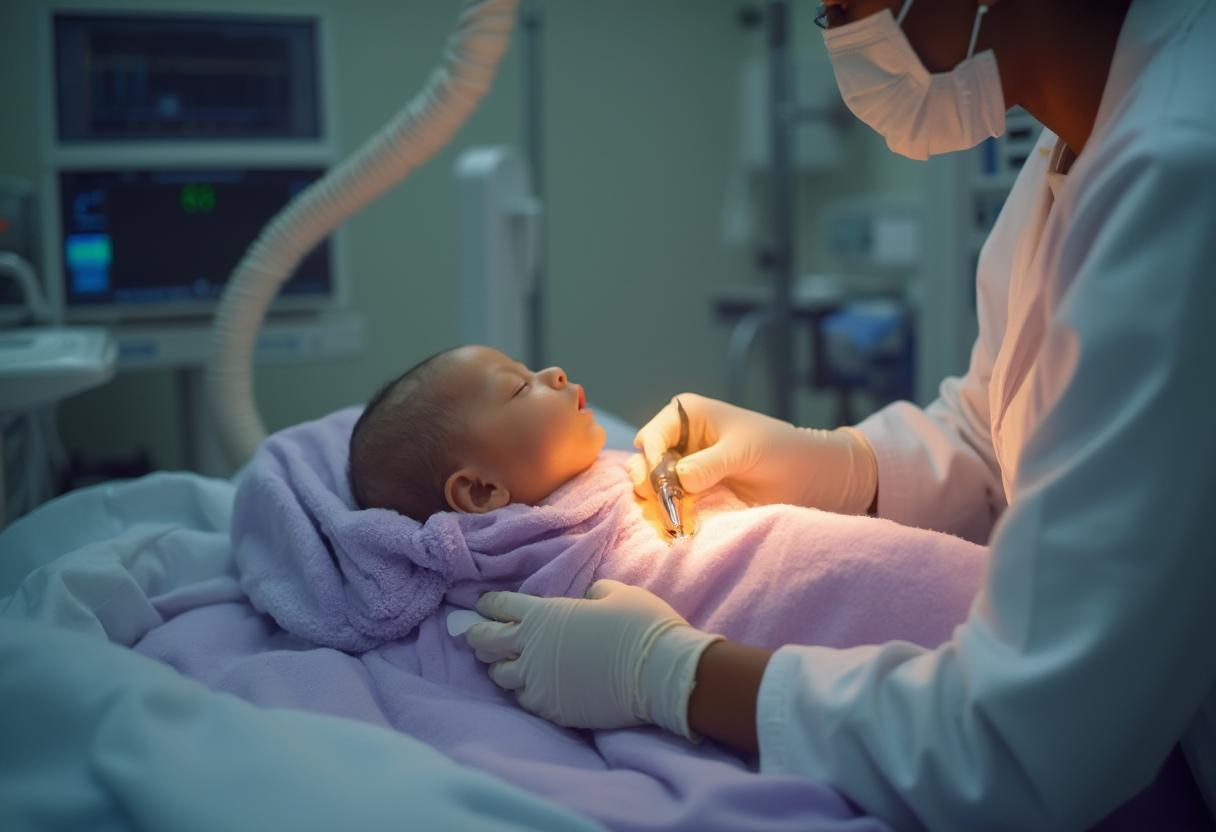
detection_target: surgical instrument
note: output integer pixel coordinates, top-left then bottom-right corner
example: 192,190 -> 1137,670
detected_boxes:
648,398 -> 695,540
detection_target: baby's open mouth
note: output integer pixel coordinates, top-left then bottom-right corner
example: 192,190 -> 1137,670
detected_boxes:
576,384 -> 586,411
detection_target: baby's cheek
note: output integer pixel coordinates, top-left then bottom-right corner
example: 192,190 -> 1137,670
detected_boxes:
541,422 -> 585,474
524,420 -> 568,468
516,418 -> 556,456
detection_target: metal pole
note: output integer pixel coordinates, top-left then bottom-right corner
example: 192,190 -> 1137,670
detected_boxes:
766,0 -> 795,422
520,0 -> 546,368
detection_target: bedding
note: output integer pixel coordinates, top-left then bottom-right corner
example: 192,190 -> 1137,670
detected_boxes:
133,408 -> 989,830
0,472 -> 599,832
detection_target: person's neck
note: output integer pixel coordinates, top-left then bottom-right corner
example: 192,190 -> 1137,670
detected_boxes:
985,0 -> 1134,156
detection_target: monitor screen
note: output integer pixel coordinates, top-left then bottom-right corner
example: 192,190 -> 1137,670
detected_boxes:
54,13 -> 321,142
59,168 -> 332,312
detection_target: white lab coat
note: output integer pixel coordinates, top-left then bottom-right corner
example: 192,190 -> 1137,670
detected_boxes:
756,1 -> 1216,828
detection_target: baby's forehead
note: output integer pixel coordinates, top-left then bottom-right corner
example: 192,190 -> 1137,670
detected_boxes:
440,346 -> 519,399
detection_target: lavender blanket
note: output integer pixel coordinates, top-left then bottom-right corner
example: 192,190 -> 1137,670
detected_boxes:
134,407 -> 989,831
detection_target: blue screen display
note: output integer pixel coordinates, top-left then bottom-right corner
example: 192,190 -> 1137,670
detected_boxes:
59,168 -> 332,309
65,233 -> 112,294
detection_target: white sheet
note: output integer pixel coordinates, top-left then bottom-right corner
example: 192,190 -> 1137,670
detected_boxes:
0,471 -> 602,832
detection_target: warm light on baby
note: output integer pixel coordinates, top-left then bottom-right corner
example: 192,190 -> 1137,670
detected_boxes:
348,345 -> 606,522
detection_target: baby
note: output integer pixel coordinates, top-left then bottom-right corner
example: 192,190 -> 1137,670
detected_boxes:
349,345 -> 607,521
236,350 -> 989,658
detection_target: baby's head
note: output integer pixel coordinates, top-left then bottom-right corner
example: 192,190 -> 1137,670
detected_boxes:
348,345 -> 607,521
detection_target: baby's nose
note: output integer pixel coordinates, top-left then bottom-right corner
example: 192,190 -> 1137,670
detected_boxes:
539,366 -> 567,388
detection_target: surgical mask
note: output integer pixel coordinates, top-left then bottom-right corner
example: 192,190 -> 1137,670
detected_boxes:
822,0 -> 1005,161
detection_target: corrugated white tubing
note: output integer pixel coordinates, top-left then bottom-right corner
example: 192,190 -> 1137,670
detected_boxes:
207,0 -> 518,468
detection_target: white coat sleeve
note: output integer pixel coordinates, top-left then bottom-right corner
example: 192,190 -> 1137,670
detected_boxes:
855,344 -> 1005,543
756,127 -> 1216,830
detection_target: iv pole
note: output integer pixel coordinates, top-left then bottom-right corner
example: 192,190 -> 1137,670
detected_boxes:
765,0 -> 796,422
520,0 -> 546,368
746,1 -> 847,422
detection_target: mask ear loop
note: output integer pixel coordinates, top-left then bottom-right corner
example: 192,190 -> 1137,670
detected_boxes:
966,4 -> 990,58
895,0 -> 916,25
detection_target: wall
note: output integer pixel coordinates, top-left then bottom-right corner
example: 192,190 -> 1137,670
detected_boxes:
0,0 -> 919,474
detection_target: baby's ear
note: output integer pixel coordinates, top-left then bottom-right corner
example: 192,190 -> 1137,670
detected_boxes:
445,467 -> 511,514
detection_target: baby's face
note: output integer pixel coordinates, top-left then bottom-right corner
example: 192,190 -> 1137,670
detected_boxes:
446,346 -> 606,506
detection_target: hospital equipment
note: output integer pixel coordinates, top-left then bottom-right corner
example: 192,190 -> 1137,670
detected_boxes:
207,0 -> 517,468
824,198 -> 921,273
518,0 -> 547,367
727,2 -> 853,423
0,177 -> 40,326
821,300 -> 913,422
0,323 -> 115,414
456,147 -> 542,363
54,167 -> 337,318
714,273 -> 905,421
763,0 -> 801,423
33,9 -> 363,476
648,397 -> 694,540
0,252 -> 116,527
720,54 -> 846,248
44,12 -> 343,322
454,1 -> 547,368
445,6 -> 550,380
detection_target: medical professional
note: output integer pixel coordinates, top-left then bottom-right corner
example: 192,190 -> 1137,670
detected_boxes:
468,0 -> 1216,827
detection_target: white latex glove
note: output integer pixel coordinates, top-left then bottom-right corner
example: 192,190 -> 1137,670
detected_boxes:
627,393 -> 878,515
467,580 -> 722,738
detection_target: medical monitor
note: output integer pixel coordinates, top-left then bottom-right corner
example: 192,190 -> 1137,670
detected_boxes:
41,10 -> 343,323
53,13 -> 321,143
57,167 -> 331,317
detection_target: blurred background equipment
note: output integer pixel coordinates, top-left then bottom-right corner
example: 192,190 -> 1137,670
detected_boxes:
41,10 -> 362,478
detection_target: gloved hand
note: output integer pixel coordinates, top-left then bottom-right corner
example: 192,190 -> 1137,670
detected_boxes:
627,393 -> 879,515
466,580 -> 722,738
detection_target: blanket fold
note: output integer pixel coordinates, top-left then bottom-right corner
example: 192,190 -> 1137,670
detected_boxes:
234,408 -> 435,650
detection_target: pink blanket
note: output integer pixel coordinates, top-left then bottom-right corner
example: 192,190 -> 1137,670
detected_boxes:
588,466 -> 985,651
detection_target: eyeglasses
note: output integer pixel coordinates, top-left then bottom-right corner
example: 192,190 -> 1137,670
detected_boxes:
813,3 -> 852,29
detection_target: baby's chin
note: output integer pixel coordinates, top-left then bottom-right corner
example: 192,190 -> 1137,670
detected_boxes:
573,435 -> 606,478
553,429 -> 608,489
536,454 -> 611,506
590,421 -> 608,454
540,420 -> 607,490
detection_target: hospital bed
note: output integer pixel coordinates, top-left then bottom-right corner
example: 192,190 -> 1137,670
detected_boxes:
0,420 -> 629,832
